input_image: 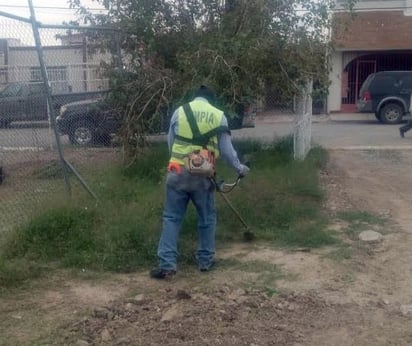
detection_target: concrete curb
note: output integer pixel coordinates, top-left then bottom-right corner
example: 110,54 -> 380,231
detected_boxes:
255,113 -> 379,124
327,145 -> 412,150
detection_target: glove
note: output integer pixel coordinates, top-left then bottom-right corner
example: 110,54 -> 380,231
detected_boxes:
238,164 -> 250,178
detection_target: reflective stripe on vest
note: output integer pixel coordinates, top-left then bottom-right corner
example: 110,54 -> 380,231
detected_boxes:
170,99 -> 224,165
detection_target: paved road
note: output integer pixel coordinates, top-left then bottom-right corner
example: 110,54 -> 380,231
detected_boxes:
2,115 -> 412,150
234,115 -> 412,149
0,122 -> 70,150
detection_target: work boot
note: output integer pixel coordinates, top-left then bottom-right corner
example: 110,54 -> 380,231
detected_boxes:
400,128 -> 405,138
199,261 -> 215,272
149,268 -> 176,279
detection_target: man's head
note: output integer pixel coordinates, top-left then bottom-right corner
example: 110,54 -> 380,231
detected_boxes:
194,85 -> 216,104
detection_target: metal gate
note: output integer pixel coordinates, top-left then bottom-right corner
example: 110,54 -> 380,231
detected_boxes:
341,51 -> 412,112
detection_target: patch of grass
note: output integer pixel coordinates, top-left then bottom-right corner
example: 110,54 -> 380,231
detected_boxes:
264,287 -> 278,297
337,210 -> 387,240
217,140 -> 335,247
337,210 -> 386,225
0,258 -> 44,289
32,160 -> 68,179
122,142 -> 169,183
3,207 -> 96,264
0,137 -> 337,286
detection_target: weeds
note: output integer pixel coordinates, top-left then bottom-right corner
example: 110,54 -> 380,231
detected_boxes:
337,210 -> 387,240
0,137 -> 337,287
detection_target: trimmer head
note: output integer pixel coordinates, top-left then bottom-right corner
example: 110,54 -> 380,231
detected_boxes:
243,229 -> 255,242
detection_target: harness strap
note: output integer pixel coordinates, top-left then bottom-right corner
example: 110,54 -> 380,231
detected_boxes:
182,103 -> 205,146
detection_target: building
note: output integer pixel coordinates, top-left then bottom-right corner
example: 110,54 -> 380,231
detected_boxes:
0,34 -> 112,94
329,0 -> 412,113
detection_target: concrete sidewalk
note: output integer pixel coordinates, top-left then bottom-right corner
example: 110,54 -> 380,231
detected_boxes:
255,112 -> 379,124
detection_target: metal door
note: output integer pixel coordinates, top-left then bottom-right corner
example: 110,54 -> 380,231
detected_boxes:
355,60 -> 377,101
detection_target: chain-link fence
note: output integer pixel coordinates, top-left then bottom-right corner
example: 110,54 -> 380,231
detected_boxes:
0,9 -> 121,235
0,7 -> 315,236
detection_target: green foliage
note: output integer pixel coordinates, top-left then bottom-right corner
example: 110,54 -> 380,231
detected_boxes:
337,210 -> 386,225
215,137 -> 335,247
0,139 -> 336,286
5,207 -> 97,261
32,160 -> 67,180
66,0 -> 351,159
121,142 -> 169,183
0,258 -> 43,288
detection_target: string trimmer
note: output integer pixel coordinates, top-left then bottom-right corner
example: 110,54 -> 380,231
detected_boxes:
212,169 -> 255,242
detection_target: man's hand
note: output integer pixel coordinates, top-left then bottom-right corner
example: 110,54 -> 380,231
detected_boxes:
238,164 -> 250,178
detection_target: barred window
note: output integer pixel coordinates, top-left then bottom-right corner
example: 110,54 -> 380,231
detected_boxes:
30,66 -> 69,93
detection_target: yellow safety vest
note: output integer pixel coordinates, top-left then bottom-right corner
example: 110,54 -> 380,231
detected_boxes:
170,99 -> 227,165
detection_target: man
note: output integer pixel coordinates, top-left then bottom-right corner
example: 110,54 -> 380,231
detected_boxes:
150,85 -> 249,279
400,96 -> 412,138
399,119 -> 412,138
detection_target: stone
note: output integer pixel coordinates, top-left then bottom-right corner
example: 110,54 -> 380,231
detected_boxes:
358,230 -> 383,243
161,305 -> 181,322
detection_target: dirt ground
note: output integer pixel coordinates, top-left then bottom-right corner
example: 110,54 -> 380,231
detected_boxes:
1,149 -> 412,345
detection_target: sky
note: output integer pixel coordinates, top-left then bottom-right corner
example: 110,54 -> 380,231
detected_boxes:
0,0 -> 108,45
0,0 -> 107,25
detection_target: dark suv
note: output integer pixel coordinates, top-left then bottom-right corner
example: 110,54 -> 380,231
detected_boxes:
357,71 -> 412,124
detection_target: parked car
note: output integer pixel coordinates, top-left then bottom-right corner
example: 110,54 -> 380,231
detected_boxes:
57,98 -> 255,146
56,99 -> 120,146
357,71 -> 412,124
0,82 -> 107,128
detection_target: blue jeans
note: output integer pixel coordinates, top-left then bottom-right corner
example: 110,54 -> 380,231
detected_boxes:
157,171 -> 216,271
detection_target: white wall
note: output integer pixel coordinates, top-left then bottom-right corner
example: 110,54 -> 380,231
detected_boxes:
4,46 -> 111,92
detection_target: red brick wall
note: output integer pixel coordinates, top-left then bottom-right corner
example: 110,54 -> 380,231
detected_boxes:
332,11 -> 412,50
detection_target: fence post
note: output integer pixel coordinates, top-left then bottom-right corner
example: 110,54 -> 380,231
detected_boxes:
27,0 -> 72,194
294,79 -> 313,160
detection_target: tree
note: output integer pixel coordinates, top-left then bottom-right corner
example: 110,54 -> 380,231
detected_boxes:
69,0 -> 351,160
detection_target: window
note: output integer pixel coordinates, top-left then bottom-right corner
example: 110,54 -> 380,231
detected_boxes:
30,66 -> 69,93
370,75 -> 398,93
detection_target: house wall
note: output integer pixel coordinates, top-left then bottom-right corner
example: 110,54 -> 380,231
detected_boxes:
333,10 -> 412,50
3,44 -> 111,92
334,0 -> 405,12
330,0 -> 412,112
